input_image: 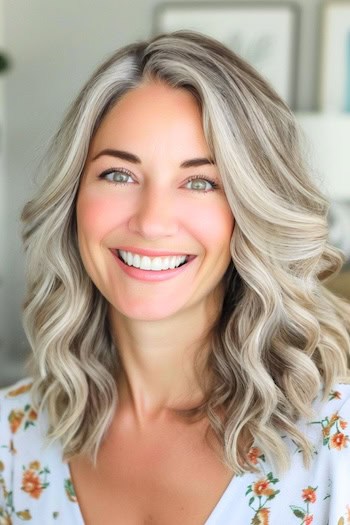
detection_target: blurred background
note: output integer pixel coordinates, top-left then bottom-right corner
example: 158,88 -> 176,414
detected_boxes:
0,0 -> 349,387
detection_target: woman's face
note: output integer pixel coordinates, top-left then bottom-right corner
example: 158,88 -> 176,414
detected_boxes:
76,81 -> 235,321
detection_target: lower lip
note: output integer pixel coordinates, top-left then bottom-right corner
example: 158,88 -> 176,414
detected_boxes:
111,252 -> 197,282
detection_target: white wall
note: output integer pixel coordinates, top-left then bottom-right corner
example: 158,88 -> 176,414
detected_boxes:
0,0 -> 332,385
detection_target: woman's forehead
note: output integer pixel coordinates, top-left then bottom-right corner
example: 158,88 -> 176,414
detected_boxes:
88,82 -> 211,163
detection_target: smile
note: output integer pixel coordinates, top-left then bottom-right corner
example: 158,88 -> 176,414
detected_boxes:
110,249 -> 198,282
115,249 -> 192,271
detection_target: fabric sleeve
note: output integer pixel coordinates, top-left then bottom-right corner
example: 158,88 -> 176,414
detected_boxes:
0,387 -> 15,520
328,392 -> 350,523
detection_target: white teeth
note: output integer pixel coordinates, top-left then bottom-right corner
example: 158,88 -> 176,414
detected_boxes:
118,250 -> 188,271
127,251 -> 133,266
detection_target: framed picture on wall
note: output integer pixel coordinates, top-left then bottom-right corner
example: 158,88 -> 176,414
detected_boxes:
319,0 -> 350,111
153,2 -> 300,108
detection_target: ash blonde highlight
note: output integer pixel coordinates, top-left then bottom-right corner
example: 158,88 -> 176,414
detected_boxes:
22,31 -> 350,474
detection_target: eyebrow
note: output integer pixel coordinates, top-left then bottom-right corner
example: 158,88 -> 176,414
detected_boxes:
91,149 -> 215,168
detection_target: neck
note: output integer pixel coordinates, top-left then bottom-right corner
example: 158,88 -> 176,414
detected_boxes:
109,295 -> 222,426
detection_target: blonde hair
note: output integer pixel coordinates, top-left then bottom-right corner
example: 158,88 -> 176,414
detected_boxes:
22,31 -> 350,474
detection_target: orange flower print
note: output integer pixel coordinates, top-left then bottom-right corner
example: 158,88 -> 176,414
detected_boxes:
322,425 -> 330,439
23,404 -> 38,430
256,508 -> 270,525
313,411 -> 350,449
329,390 -> 341,401
340,419 -> 348,430
1,461 -> 34,521
246,472 -> 279,524
321,413 -> 340,440
28,408 -> 37,421
247,447 -> 263,465
290,486 -> 317,524
6,383 -> 32,397
330,432 -> 349,450
253,478 -> 276,497
8,409 -> 24,433
22,468 -> 43,499
302,487 -> 317,504
21,463 -> 50,500
7,405 -> 38,434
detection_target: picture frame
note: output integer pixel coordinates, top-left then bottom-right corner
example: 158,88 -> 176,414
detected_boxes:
319,0 -> 350,111
153,2 -> 300,109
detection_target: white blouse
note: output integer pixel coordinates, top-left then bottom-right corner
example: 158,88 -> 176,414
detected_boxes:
1,377 -> 349,524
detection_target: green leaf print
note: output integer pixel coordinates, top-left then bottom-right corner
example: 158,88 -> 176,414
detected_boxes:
290,506 -> 305,519
64,478 -> 77,503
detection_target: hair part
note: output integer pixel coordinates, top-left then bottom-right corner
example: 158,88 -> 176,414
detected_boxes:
22,30 -> 350,475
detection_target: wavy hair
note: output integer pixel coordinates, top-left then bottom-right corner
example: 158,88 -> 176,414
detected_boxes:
22,31 -> 350,474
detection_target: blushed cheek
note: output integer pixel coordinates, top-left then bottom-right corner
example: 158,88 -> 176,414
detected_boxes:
194,204 -> 234,247
76,193 -> 128,239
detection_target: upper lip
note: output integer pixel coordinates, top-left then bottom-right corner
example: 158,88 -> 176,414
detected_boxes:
114,247 -> 194,257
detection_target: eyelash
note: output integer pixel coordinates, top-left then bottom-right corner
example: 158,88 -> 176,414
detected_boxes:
97,167 -> 220,192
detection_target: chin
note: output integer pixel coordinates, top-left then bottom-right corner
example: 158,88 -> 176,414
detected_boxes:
109,299 -> 187,323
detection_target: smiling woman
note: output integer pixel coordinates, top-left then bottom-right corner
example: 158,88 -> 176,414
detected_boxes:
0,31 -> 350,525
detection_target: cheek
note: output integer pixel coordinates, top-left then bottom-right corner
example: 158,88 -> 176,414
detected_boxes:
76,190 -> 127,240
189,201 -> 234,247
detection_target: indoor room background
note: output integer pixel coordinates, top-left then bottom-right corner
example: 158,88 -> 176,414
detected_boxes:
0,0 -> 349,387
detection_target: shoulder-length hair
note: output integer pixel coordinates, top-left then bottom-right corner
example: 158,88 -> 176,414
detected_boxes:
22,30 -> 350,474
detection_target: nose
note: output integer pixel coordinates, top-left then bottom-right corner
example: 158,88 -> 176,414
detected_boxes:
128,187 -> 179,239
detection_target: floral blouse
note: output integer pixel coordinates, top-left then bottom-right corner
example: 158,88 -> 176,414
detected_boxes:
0,377 -> 350,524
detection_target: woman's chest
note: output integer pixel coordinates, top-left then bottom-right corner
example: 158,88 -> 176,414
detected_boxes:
69,417 -> 234,525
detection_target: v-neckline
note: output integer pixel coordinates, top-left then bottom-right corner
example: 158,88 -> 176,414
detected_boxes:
204,474 -> 236,523
64,460 -> 236,525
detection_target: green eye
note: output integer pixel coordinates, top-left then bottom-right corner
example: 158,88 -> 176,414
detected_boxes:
98,170 -> 220,192
186,176 -> 219,192
98,168 -> 133,184
188,178 -> 210,191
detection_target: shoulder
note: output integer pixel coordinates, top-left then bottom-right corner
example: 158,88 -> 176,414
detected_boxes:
0,379 -> 80,521
0,378 -> 38,513
305,382 -> 350,521
0,377 -> 52,461
0,376 -> 36,427
304,382 -> 350,450
0,377 -> 37,436
0,377 -> 41,464
317,381 -> 350,411
311,381 -> 350,434
0,376 -> 47,474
